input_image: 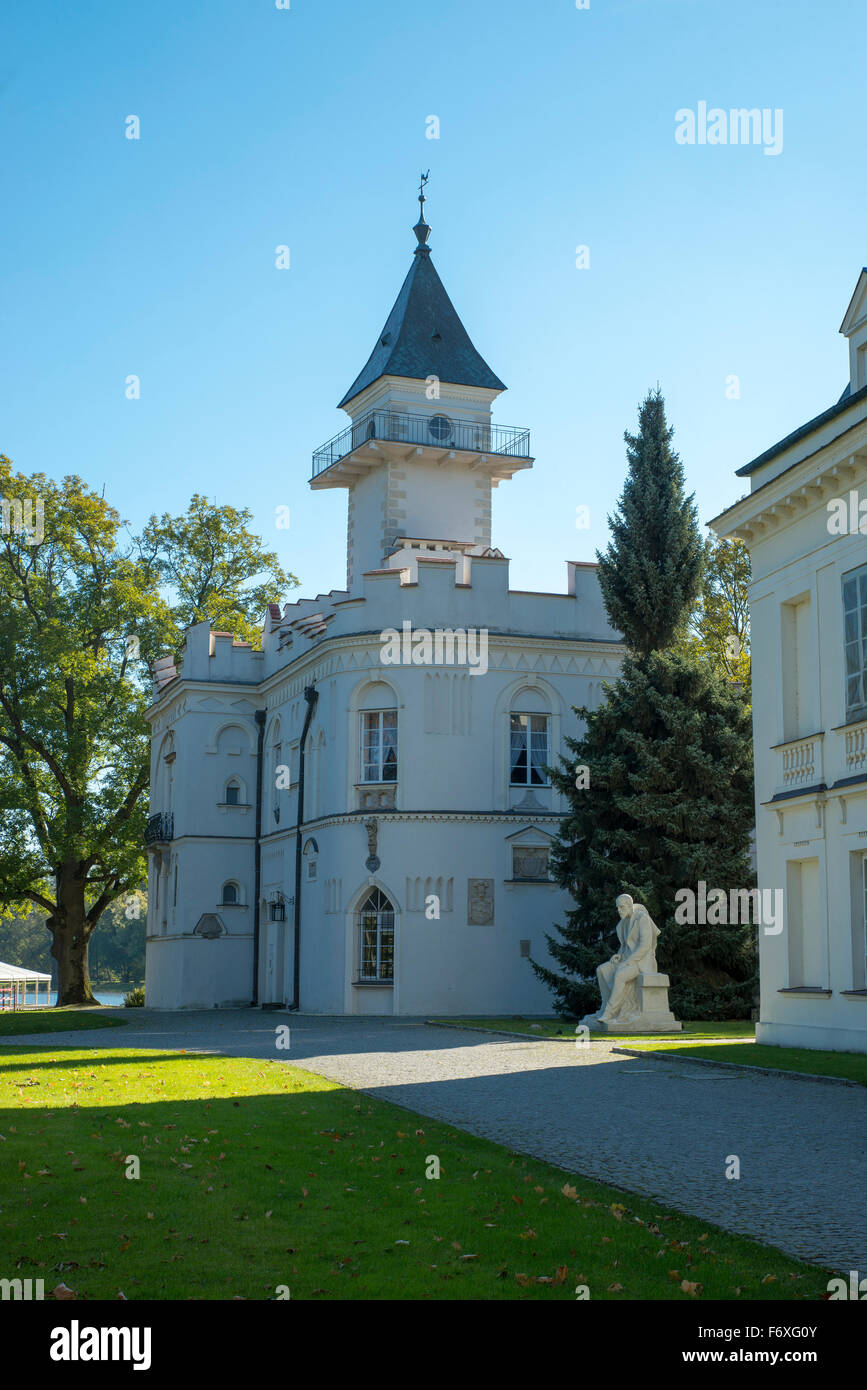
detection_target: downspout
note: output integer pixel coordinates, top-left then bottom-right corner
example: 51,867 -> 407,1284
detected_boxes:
289,684 -> 318,1011
251,708 -> 266,1006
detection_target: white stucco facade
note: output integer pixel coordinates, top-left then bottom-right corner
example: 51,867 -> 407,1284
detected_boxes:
144,219 -> 624,1013
712,268 -> 867,1053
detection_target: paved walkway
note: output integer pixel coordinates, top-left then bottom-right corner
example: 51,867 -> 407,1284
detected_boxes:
3,1010 -> 864,1271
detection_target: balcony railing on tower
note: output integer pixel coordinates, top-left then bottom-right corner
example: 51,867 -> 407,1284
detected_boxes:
311,409 -> 531,479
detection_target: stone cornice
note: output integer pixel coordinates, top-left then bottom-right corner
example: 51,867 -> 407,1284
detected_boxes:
710,433 -> 867,543
257,630 -> 622,703
259,809 -> 566,839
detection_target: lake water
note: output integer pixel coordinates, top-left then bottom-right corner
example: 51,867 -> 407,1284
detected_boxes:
49,991 -> 128,1008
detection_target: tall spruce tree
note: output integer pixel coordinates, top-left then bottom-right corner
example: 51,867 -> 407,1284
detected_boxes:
596,388 -> 703,653
532,391 -> 756,1020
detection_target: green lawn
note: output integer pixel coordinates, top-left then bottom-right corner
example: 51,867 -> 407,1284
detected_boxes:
0,1046 -> 833,1300
0,1010 -> 127,1037
625,1040 -> 867,1086
431,1017 -> 755,1042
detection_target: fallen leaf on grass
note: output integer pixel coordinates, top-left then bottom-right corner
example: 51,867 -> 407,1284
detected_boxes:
53,1283 -> 76,1300
680,1280 -> 702,1297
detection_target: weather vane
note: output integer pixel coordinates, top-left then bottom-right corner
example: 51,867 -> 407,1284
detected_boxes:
413,171 -> 432,249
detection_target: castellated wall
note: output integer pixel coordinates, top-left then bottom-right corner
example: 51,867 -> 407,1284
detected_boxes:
144,553 -> 623,1012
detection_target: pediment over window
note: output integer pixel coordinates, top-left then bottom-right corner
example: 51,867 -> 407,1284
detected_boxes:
505,825 -> 556,882
503,824 -> 557,844
193,914 -> 226,939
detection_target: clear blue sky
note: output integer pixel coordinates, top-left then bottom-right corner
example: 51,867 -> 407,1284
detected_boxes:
1,0 -> 863,597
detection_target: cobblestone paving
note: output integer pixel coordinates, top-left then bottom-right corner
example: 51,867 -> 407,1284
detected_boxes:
3,1010 -> 864,1271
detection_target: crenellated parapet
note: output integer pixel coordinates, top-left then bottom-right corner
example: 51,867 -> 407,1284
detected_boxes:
149,554 -> 620,702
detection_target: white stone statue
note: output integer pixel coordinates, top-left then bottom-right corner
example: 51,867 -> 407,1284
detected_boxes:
581,893 -> 681,1034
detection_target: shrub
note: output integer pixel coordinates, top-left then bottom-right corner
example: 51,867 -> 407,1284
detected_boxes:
123,986 -> 145,1008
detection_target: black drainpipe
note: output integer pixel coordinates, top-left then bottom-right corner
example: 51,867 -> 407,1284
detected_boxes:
251,708 -> 266,1006
289,684 -> 318,1011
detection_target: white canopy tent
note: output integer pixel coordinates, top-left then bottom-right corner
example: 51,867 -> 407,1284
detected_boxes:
0,962 -> 52,1010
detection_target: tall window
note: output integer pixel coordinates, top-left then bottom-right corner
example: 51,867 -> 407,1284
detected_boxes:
221,882 -> 239,905
510,713 -> 549,786
272,740 -> 282,825
225,780 -> 240,805
843,564 -> 867,719
361,711 -> 398,782
862,855 -> 867,986
357,888 -> 395,981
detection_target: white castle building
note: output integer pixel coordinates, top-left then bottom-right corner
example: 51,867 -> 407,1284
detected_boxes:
144,197 -> 623,1013
712,267 -> 867,1053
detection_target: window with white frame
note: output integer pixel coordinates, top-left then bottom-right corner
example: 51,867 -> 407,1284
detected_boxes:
361,710 -> 398,782
509,713 -> 549,786
843,564 -> 867,719
221,881 -> 239,906
224,779 -> 241,805
357,888 -> 395,981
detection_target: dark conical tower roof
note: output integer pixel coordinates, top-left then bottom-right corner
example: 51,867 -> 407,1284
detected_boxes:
337,205 -> 506,409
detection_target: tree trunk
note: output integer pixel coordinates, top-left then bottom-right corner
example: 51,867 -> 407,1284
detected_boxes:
49,868 -> 98,1006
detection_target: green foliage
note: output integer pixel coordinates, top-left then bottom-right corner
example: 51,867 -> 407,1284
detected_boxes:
0,457 -> 297,1003
0,901 -> 145,989
534,389 -> 756,1023
0,459 -> 167,1002
0,910 -> 53,976
123,985 -> 145,1007
136,493 -> 297,649
533,653 -> 757,1018
596,389 -> 704,655
678,533 -> 751,695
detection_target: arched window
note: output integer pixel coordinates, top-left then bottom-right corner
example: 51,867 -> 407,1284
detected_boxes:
221,881 -> 239,906
224,779 -> 241,806
303,836 -> 319,882
356,888 -> 395,981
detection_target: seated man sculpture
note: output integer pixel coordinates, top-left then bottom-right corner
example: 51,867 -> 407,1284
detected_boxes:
581,893 -> 681,1033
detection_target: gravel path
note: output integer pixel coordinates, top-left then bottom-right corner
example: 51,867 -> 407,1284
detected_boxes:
3,1009 -> 864,1272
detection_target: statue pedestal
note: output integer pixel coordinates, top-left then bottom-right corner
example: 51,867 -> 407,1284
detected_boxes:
581,972 -> 682,1034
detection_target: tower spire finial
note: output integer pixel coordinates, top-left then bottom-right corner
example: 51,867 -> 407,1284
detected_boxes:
414,170 -> 431,252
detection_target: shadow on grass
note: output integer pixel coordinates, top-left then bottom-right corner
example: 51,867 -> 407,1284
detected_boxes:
0,1045 -> 841,1302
